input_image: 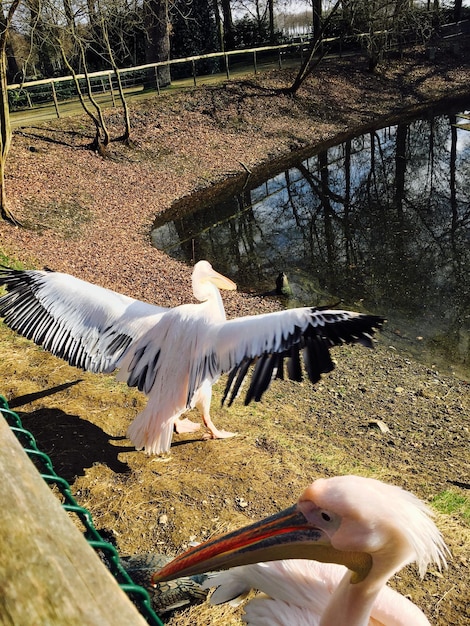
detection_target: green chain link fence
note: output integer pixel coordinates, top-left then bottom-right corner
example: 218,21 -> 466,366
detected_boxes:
0,394 -> 164,626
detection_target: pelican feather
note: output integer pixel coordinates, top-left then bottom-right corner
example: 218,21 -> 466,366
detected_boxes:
0,261 -> 385,455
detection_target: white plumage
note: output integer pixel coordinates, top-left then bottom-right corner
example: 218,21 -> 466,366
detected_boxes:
203,554 -> 438,625
152,476 -> 449,625
0,261 -> 384,455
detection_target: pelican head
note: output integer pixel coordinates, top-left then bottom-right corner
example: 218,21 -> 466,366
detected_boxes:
192,261 -> 237,302
152,475 -> 448,587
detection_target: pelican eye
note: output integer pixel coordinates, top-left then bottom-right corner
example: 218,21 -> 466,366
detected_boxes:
321,512 -> 332,522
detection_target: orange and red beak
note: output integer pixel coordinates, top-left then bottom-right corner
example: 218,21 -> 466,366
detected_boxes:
151,503 -> 372,585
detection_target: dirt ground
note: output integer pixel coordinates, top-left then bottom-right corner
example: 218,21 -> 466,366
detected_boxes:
1,43 -> 469,625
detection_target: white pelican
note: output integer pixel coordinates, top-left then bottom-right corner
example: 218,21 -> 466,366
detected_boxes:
0,261 -> 384,455
152,475 -> 449,625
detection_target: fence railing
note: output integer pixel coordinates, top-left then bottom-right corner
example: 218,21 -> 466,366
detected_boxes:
7,40 -> 314,115
7,21 -> 467,117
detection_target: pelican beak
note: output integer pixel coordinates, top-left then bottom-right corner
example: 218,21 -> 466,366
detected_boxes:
209,269 -> 237,291
151,503 -> 372,586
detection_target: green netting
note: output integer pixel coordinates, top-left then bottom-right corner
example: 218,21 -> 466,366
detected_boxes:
0,395 -> 164,626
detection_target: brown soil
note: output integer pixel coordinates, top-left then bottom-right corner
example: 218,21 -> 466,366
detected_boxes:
1,44 -> 469,625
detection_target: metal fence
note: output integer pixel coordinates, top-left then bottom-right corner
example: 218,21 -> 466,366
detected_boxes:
0,395 -> 164,626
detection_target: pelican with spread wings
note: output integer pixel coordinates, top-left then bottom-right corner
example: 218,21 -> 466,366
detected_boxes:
0,261 -> 384,455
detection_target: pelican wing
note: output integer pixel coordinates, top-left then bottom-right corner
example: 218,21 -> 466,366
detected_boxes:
193,307 -> 384,407
0,268 -> 167,374
205,560 -> 341,614
206,560 -> 431,625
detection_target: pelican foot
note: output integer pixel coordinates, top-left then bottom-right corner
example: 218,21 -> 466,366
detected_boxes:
203,429 -> 237,440
174,418 -> 201,434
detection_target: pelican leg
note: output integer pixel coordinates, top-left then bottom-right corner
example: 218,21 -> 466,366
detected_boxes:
174,417 -> 201,434
201,415 -> 237,440
194,382 -> 237,440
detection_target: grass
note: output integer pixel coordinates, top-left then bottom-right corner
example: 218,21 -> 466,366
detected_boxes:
432,490 -> 470,525
0,248 -> 24,269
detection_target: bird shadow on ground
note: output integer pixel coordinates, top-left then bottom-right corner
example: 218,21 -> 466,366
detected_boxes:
8,380 -> 83,409
170,437 -> 210,448
15,406 -> 132,483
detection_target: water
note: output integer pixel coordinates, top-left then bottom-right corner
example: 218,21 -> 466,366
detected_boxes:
152,103 -> 470,379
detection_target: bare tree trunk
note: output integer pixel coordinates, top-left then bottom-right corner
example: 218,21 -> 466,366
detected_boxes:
268,0 -> 275,43
0,0 -> 21,223
58,42 -> 109,153
63,0 -> 75,29
219,0 -> 235,50
102,21 -> 131,142
0,50 -> 14,222
212,0 -> 224,51
145,0 -> 171,86
80,48 -> 111,150
312,0 -> 322,41
454,0 -> 463,20
286,0 -> 342,95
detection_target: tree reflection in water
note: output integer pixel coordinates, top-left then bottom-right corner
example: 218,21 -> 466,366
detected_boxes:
152,104 -> 470,377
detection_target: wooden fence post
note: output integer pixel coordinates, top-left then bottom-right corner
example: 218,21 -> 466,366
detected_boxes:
50,81 -> 60,119
0,418 -> 147,626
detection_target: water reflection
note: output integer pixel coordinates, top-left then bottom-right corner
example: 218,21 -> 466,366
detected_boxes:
152,104 -> 470,378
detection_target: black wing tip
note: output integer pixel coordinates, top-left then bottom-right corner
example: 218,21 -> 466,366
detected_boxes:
224,310 -> 386,408
311,306 -> 386,323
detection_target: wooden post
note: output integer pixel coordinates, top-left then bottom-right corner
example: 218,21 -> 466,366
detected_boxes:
50,81 -> 60,119
225,53 -> 230,79
253,50 -> 258,74
0,418 -> 147,626
192,60 -> 197,86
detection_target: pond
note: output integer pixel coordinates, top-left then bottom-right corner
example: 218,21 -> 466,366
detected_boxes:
152,102 -> 470,379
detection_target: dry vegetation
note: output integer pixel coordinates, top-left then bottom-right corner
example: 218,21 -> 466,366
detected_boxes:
1,43 -> 470,625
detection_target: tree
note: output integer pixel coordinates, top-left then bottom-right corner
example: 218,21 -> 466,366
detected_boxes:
286,0 -> 341,94
0,0 -> 22,223
338,0 -> 435,72
231,0 -> 280,45
312,0 -> 322,40
29,0 -> 58,77
219,0 -> 236,50
145,0 -> 171,86
170,0 -> 220,73
45,0 -> 147,148
453,0 -> 463,21
57,35 -> 111,152
100,16 -> 131,142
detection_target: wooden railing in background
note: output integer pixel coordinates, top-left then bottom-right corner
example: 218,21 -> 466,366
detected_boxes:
7,21 -> 468,121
